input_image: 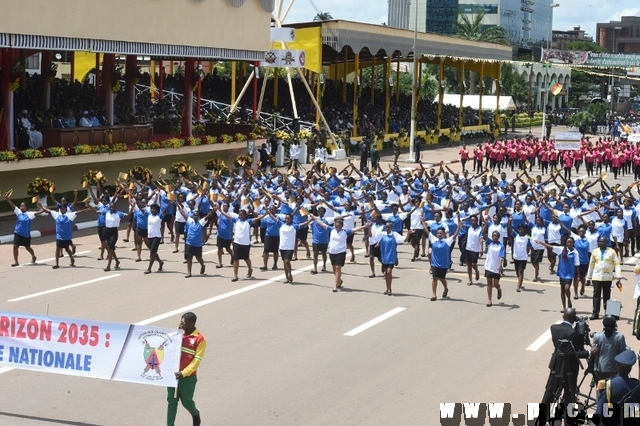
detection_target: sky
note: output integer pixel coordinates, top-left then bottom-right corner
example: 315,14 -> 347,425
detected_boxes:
283,0 -> 640,43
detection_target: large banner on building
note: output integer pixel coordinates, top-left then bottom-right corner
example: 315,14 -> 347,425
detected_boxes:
542,49 -> 640,67
0,311 -> 181,387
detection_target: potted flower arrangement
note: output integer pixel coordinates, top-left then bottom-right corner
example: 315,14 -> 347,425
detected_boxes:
27,177 -> 55,208
81,170 -> 107,186
129,165 -> 152,181
204,158 -> 226,176
234,155 -> 252,168
170,161 -> 193,178
235,133 -> 248,142
268,154 -> 277,168
297,129 -> 312,140
220,134 -> 233,144
274,129 -> 291,142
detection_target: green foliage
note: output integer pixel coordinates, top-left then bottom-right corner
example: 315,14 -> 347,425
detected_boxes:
567,111 -> 593,127
568,69 -> 601,103
588,102 -> 608,123
500,64 -> 528,105
566,41 -> 607,53
453,13 -> 511,45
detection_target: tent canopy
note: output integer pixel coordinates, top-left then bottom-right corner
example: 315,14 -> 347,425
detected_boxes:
442,94 -> 516,111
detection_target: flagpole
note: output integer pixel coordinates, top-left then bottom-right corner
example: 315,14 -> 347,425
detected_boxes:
540,63 -> 548,139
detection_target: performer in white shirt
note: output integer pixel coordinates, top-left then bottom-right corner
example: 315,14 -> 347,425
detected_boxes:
289,143 -> 300,170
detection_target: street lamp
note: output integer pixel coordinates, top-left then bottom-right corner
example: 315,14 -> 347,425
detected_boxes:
610,26 -> 622,121
548,4 -> 559,50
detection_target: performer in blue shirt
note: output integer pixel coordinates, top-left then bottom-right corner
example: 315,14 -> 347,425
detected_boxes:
177,203 -> 214,278
39,202 -> 91,269
5,192 -> 42,266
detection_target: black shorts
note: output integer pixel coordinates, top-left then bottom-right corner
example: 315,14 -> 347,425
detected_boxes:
531,249 -> 544,264
162,214 -> 174,224
296,227 -> 309,241
514,259 -> 527,271
217,237 -> 232,250
346,232 -> 355,245
280,249 -> 294,261
465,250 -> 479,264
410,229 -> 423,243
485,271 -> 501,279
370,245 -> 381,261
264,236 -> 280,253
432,267 -> 448,279
185,244 -> 203,258
13,233 -> 31,247
56,239 -> 72,249
97,226 -> 107,242
560,278 -> 573,286
136,228 -> 148,238
329,252 -> 346,266
233,243 -> 250,260
174,221 -> 186,235
382,263 -> 395,271
313,243 -> 328,254
148,237 -> 161,254
578,264 -> 588,276
104,227 -> 118,250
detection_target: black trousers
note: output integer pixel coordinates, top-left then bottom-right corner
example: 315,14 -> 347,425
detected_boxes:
458,234 -> 467,264
592,280 -> 612,316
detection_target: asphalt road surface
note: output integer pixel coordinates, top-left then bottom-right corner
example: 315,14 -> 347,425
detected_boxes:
0,159 -> 639,426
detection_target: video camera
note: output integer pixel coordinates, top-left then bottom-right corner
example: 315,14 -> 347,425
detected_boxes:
574,316 -> 591,347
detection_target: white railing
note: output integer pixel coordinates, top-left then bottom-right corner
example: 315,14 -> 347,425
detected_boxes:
133,84 -> 315,132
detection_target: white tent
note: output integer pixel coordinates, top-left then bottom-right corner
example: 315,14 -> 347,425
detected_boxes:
442,94 -> 516,111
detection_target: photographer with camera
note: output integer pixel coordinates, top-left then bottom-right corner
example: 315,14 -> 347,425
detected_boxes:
542,308 -> 599,411
592,316 -> 628,384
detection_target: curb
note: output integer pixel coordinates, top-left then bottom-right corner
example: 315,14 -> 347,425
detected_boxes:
0,220 -> 98,245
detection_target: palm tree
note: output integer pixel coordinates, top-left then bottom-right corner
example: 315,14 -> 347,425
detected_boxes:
313,12 -> 333,21
452,13 -> 510,45
453,13 -> 510,95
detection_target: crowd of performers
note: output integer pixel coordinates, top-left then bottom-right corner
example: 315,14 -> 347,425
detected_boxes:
6,150 -> 639,309
459,136 -> 640,180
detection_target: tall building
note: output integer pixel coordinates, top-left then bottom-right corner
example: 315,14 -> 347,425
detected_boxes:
551,26 -> 593,51
596,16 -> 640,54
388,0 -> 554,46
388,0 -> 410,29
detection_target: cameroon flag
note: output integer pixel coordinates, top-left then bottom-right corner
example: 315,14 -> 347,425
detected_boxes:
550,79 -> 563,96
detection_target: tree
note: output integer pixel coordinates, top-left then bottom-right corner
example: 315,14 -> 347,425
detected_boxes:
313,12 -> 333,21
588,102 -> 608,123
500,63 -> 528,105
452,13 -> 511,45
566,41 -> 606,53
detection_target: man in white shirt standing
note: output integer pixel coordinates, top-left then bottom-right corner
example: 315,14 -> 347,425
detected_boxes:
289,143 -> 300,170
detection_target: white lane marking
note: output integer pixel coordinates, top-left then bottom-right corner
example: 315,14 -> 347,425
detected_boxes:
0,231 -> 41,244
137,248 -> 367,326
625,253 -> 640,265
0,249 -> 366,376
7,274 -> 121,302
76,220 -> 98,230
526,320 -> 562,351
17,250 -> 91,267
343,307 -> 407,337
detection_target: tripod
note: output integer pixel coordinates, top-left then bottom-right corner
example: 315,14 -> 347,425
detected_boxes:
576,367 -> 598,410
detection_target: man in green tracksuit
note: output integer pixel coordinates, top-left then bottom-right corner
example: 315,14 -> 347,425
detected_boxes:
167,312 -> 206,426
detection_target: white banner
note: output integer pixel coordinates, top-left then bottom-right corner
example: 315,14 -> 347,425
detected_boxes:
261,50 -> 306,68
271,27 -> 295,42
0,311 -> 181,387
554,132 -> 582,151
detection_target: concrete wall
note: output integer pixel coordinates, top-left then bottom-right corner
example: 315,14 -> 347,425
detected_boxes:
0,142 -> 249,199
0,0 -> 270,51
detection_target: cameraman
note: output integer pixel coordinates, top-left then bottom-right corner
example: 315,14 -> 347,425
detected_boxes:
592,316 -> 628,384
542,308 -> 600,408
